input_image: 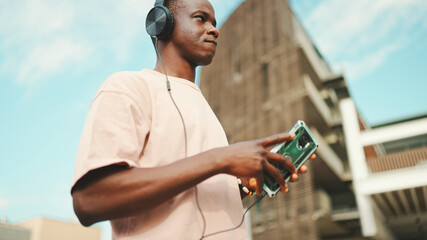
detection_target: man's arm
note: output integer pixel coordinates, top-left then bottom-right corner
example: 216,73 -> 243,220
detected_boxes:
72,133 -> 298,226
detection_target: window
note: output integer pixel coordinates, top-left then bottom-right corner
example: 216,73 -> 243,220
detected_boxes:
262,62 -> 269,101
233,43 -> 242,82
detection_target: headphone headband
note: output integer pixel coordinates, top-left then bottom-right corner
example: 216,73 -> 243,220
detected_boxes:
154,0 -> 165,7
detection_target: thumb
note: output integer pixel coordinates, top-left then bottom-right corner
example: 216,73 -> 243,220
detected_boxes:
260,132 -> 295,148
249,178 -> 258,190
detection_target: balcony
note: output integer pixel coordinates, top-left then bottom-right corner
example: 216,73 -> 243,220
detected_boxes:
340,99 -> 427,239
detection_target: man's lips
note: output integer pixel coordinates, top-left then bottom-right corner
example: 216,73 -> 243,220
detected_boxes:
205,40 -> 217,46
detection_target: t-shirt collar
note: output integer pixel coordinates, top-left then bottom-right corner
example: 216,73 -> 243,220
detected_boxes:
142,69 -> 201,92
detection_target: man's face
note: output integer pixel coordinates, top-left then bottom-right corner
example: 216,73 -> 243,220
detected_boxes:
169,0 -> 219,66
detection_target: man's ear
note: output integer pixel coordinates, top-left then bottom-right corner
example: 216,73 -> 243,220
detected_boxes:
146,4 -> 175,40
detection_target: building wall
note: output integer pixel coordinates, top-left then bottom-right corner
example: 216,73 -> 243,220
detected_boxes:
0,223 -> 30,240
18,218 -> 100,240
200,0 -> 351,239
340,100 -> 427,240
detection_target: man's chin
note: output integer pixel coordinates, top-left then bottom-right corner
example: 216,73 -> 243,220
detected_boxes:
199,60 -> 213,66
198,55 -> 215,66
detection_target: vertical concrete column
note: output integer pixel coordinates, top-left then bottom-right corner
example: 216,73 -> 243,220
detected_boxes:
339,98 -> 377,236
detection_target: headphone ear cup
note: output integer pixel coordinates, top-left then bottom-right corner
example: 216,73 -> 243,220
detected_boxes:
146,6 -> 174,40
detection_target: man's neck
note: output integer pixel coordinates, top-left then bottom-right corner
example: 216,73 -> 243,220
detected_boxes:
154,40 -> 197,82
154,60 -> 196,83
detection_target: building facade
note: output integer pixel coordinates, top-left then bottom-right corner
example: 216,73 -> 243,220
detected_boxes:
17,218 -> 100,240
0,220 -> 30,240
200,0 -> 356,239
200,0 -> 427,239
341,102 -> 427,240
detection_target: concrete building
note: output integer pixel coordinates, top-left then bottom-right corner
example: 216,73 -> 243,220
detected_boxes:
200,0 -> 427,239
341,103 -> 427,240
0,219 -> 30,240
201,0 -> 354,239
17,217 -> 100,240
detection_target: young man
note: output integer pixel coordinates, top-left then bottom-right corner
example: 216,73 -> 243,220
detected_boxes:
71,0 -> 314,239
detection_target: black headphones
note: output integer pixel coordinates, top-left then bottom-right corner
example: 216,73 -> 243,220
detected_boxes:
146,0 -> 175,40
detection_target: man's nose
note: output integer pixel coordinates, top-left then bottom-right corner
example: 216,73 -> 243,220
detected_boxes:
207,26 -> 219,39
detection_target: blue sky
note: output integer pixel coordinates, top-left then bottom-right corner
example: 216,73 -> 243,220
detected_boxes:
0,0 -> 426,239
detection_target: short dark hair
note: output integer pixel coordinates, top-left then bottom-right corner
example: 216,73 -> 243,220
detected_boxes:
164,0 -> 184,15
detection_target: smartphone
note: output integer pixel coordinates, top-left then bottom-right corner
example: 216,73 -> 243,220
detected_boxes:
263,120 -> 318,197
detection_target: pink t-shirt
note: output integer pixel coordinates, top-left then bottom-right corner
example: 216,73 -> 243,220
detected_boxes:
72,69 -> 247,240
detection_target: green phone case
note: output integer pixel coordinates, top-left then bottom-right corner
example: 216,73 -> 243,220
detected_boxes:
263,120 -> 318,197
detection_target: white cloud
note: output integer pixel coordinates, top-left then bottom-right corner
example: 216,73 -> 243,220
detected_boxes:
76,0 -> 152,61
338,43 -> 400,80
0,0 -> 152,87
16,38 -> 89,85
306,0 -> 426,55
0,0 -> 85,86
300,0 -> 427,81
0,0 -> 74,46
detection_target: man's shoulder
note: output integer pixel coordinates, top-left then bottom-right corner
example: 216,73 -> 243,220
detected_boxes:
103,70 -> 147,90
101,69 -> 166,92
91,70 -> 156,109
99,70 -> 156,96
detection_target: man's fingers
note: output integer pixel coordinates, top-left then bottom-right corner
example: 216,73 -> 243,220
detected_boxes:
248,178 -> 257,189
265,152 -> 296,174
259,132 -> 295,148
255,173 -> 264,195
263,161 -> 286,190
298,164 -> 307,173
309,153 -> 316,160
289,172 -> 299,182
280,182 -> 289,193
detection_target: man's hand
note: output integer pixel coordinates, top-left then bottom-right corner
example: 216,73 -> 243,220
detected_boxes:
239,153 -> 316,196
216,132 -> 300,195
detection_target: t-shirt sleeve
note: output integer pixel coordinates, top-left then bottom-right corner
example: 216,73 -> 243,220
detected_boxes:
71,90 -> 150,190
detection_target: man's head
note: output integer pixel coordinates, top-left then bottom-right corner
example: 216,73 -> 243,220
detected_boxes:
163,0 -> 184,16
152,0 -> 219,67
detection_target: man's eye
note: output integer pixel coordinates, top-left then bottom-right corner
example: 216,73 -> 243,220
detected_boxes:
195,16 -> 205,22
